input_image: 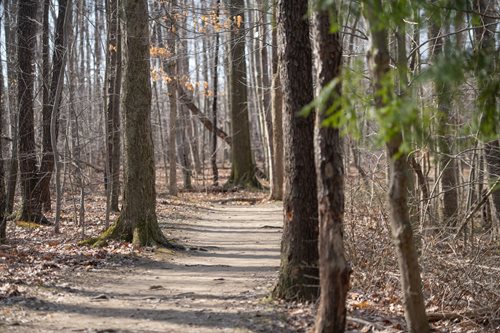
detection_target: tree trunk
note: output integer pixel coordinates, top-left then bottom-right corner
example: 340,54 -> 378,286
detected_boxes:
4,0 -> 19,215
428,6 -> 458,226
105,0 -> 122,212
40,0 -> 70,212
269,1 -> 283,200
272,0 -> 319,302
17,0 -> 48,224
0,5 -> 7,242
226,0 -> 258,188
163,2 -> 178,196
211,0 -> 221,186
473,0 -> 499,237
311,7 -> 350,333
89,0 -> 174,247
363,1 -> 429,332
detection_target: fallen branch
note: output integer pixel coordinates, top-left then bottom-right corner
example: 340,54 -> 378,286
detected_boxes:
177,86 -> 232,145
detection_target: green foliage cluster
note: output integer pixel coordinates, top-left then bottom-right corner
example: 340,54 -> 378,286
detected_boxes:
308,0 -> 499,153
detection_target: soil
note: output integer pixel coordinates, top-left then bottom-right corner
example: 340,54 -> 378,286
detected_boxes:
0,202 -> 293,333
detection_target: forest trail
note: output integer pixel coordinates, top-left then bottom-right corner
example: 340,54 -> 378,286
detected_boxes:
2,203 -> 291,333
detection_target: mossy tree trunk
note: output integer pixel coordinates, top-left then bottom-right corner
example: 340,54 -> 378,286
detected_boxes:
311,6 -> 351,332
272,0 -> 319,302
225,0 -> 258,188
90,0 -> 173,247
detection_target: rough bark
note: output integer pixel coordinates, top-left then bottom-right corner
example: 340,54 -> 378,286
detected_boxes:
17,0 -> 48,224
363,1 -> 429,332
105,0 -> 122,212
272,0 -> 319,302
312,7 -> 350,333
225,0 -> 258,188
88,0 -> 174,247
269,0 -> 283,200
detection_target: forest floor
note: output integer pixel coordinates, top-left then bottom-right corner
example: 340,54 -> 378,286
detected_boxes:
0,194 -> 296,332
0,181 -> 498,332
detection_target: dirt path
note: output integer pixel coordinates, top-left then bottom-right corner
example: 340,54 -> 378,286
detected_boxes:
1,203 -> 292,333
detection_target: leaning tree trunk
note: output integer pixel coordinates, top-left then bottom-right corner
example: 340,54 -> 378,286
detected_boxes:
312,6 -> 351,333
87,0 -> 174,247
272,0 -> 319,302
225,0 -> 258,188
17,0 -> 48,224
363,1 -> 429,332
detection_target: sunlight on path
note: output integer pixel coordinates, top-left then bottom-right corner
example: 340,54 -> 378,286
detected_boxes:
3,203 -> 287,333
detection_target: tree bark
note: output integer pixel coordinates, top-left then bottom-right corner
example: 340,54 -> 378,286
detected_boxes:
0,4 -> 7,242
428,5 -> 459,226
269,0 -> 283,200
473,0 -> 500,236
105,0 -> 123,212
211,0 -> 221,186
4,0 -> 19,215
89,0 -> 174,247
225,0 -> 258,188
363,1 -> 429,332
39,0 -> 70,212
17,0 -> 48,224
311,7 -> 350,333
272,0 -> 319,302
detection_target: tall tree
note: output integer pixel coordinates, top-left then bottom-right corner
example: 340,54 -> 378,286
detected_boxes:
105,0 -> 123,212
4,0 -> 19,215
428,5 -> 459,226
211,0 -> 221,186
88,0 -> 175,247
311,4 -> 350,332
17,0 -> 48,223
39,0 -> 70,212
225,0 -> 258,187
0,0 -> 7,243
473,0 -> 500,235
363,1 -> 429,331
273,0 -> 319,301
269,0 -> 283,200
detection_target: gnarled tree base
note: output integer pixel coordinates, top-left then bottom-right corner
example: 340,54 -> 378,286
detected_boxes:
81,215 -> 182,249
225,170 -> 262,190
10,210 -> 52,226
272,262 -> 319,301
